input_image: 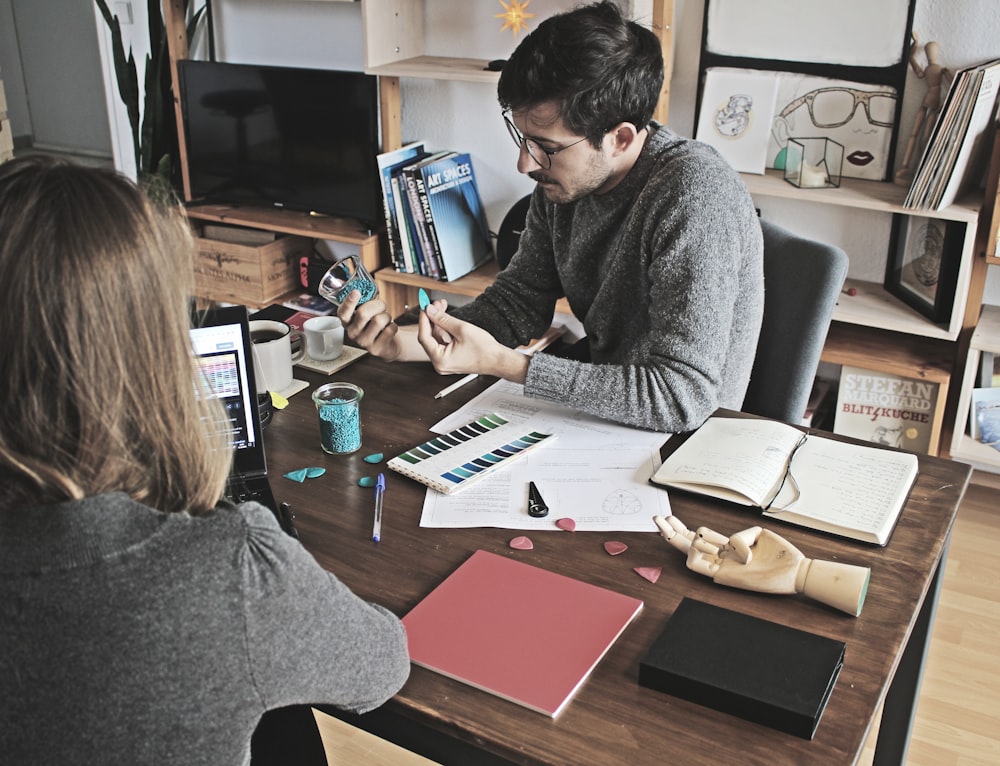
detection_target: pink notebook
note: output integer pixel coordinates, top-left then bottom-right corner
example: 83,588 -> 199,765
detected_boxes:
402,550 -> 644,717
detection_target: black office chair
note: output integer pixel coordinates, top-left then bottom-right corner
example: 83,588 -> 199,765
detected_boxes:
496,194 -> 532,269
741,219 -> 849,424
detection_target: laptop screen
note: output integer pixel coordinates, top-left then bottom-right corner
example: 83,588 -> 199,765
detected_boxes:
189,306 -> 267,478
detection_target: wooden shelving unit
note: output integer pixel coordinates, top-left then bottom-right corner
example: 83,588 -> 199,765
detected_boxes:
184,204 -> 380,273
162,1 -> 382,300
949,123 -> 1000,471
374,260 -> 570,319
742,171 -> 980,342
736,156 -> 1000,457
950,305 -> 1000,470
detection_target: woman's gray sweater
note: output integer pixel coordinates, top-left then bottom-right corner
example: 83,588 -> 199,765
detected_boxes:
0,493 -> 409,764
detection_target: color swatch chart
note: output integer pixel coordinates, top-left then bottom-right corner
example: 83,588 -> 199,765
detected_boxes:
197,351 -> 241,398
387,413 -> 556,495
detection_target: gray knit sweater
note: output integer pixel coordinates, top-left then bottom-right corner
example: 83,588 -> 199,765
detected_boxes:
453,123 -> 764,433
0,493 -> 409,765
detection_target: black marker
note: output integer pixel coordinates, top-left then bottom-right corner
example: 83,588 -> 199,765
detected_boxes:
527,481 -> 549,518
279,502 -> 300,540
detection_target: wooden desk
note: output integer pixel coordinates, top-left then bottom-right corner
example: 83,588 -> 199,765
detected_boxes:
264,355 -> 971,766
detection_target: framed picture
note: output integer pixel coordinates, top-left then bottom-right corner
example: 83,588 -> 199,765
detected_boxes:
697,0 -> 916,180
884,214 -> 964,323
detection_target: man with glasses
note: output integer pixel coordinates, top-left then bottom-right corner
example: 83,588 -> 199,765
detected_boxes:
340,1 -> 763,434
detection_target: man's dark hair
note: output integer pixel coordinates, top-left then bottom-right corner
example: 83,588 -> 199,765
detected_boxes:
497,1 -> 664,146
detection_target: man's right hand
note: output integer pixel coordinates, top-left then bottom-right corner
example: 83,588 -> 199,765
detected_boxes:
337,289 -> 404,361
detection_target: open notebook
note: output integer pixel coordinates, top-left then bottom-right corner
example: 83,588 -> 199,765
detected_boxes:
189,305 -> 281,522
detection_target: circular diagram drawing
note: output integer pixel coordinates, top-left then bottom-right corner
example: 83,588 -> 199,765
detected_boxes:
603,489 -> 642,515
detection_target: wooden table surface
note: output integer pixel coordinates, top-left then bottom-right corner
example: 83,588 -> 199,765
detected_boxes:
263,353 -> 972,766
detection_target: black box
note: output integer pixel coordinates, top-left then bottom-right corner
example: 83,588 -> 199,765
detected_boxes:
639,598 -> 845,739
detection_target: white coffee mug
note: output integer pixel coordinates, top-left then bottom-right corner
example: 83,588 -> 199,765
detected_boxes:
303,315 -> 345,361
249,319 -> 304,394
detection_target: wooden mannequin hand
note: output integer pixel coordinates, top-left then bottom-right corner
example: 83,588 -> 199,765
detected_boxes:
653,515 -> 870,616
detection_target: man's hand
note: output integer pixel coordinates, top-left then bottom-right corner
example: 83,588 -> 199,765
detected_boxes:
419,304 -> 530,384
338,289 -> 435,362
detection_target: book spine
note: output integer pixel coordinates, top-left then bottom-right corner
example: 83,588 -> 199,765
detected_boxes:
379,166 -> 404,271
415,172 -> 446,280
391,172 -> 418,274
403,168 -> 440,279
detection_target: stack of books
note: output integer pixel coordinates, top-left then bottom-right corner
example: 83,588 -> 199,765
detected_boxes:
904,58 -> 1000,210
376,142 -> 494,281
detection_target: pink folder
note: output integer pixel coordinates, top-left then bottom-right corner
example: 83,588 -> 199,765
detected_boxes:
402,550 -> 644,717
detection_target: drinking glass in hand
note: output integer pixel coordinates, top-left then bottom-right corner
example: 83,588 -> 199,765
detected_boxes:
317,255 -> 379,308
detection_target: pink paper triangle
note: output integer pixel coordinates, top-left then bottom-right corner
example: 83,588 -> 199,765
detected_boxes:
634,567 -> 661,584
604,541 -> 628,556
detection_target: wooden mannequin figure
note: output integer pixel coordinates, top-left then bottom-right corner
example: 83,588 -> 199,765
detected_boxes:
895,34 -> 951,186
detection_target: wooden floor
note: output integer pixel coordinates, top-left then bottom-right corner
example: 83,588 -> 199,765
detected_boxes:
317,475 -> 1000,766
860,475 -> 1000,766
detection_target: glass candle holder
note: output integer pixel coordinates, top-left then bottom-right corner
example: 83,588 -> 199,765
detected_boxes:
783,137 -> 844,189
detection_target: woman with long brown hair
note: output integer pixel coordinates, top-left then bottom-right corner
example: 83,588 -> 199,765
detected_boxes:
0,156 -> 408,764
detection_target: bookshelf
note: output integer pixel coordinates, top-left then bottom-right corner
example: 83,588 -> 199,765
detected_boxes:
741,170 -> 980,342
949,122 -> 1000,471
362,0 -> 675,152
162,1 -> 381,299
951,305 -> 1000,470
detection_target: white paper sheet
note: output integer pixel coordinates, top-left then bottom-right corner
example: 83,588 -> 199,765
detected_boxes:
419,381 -> 672,532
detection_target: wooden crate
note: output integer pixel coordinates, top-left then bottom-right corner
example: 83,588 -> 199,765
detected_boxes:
193,231 -> 312,307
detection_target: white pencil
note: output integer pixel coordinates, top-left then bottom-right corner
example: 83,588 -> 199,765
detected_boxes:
434,373 -> 479,399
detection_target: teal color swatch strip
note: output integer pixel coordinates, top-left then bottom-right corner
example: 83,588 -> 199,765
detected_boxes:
387,413 -> 557,495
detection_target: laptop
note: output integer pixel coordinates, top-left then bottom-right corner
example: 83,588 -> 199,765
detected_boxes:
189,305 -> 286,527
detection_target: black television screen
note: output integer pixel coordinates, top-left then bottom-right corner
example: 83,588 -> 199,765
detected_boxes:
178,60 -> 381,227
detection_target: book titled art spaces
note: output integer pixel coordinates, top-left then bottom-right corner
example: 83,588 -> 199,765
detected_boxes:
834,366 -> 937,454
412,152 -> 493,281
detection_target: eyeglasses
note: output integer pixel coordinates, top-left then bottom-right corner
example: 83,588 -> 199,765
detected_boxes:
779,87 -> 897,129
502,111 -> 591,169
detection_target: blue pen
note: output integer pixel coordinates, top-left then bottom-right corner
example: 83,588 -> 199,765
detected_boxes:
373,473 -> 385,543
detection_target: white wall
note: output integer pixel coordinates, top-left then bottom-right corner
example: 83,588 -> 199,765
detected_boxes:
1,0 -> 112,156
96,0 -> 1000,303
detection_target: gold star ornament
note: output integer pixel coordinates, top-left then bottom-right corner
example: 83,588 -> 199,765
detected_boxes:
496,0 -> 535,36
